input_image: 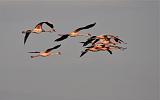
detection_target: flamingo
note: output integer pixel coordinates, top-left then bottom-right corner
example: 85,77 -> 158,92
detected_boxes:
93,34 -> 127,45
80,43 -> 112,57
28,44 -> 61,59
54,22 -> 96,42
22,22 -> 56,44
80,34 -> 110,46
80,43 -> 127,57
81,34 -> 127,47
80,46 -> 100,57
107,35 -> 127,45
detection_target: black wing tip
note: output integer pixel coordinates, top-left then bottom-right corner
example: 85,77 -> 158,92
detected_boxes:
54,39 -> 62,42
80,52 -> 84,57
49,44 -> 61,50
54,38 -> 61,42
22,31 -> 26,34
107,50 -> 112,54
79,42 -> 88,47
24,38 -> 27,45
93,22 -> 96,25
90,22 -> 96,26
83,44 -> 87,47
80,51 -> 87,57
54,34 -> 69,42
91,36 -> 96,38
23,31 -> 31,45
55,44 -> 61,48
80,42 -> 85,43
27,52 -> 40,53
88,22 -> 96,27
54,39 -> 58,42
83,42 -> 91,47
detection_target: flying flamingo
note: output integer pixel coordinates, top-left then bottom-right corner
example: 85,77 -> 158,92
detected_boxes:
22,22 -> 56,44
80,44 -> 112,57
28,44 -> 61,59
81,34 -> 127,47
80,43 -> 127,57
54,22 -> 96,42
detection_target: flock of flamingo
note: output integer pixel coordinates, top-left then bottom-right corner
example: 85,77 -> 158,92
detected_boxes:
22,21 -> 127,59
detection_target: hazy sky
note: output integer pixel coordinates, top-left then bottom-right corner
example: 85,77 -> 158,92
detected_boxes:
0,1 -> 159,100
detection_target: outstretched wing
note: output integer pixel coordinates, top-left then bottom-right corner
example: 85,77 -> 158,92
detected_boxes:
85,37 -> 97,46
27,51 -> 40,53
44,22 -> 54,29
107,35 -> 127,44
54,34 -> 69,42
82,39 -> 94,47
80,50 -> 88,57
24,30 -> 32,45
45,44 -> 61,53
81,36 -> 96,47
35,22 -> 55,31
114,38 -> 127,44
92,38 -> 100,45
74,22 -> 96,33
107,50 -> 112,54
